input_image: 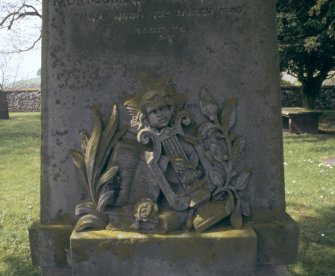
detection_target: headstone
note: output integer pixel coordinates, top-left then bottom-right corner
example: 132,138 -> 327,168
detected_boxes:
29,0 -> 298,275
0,92 -> 9,119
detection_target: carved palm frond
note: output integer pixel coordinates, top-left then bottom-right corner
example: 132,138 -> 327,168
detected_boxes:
71,104 -> 127,232
85,106 -> 103,206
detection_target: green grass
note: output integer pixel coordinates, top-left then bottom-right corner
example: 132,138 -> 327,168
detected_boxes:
0,112 -> 334,275
0,113 -> 40,275
284,132 -> 335,275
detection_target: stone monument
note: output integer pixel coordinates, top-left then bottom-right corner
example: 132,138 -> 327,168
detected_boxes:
29,0 -> 298,275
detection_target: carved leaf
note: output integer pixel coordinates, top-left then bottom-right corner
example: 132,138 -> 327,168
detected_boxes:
230,200 -> 242,229
210,143 -> 228,164
75,214 -> 109,232
199,88 -> 219,122
231,137 -> 245,160
224,190 -> 235,215
96,166 -> 120,194
85,106 -> 102,205
220,97 -> 237,131
234,171 -> 251,191
97,190 -> 117,212
80,131 -> 90,156
209,168 -> 224,186
70,150 -> 88,190
94,126 -> 128,186
75,202 -> 96,217
95,105 -> 119,170
240,199 -> 251,217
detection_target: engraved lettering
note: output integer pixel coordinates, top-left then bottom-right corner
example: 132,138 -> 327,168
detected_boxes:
177,8 -> 213,17
53,0 -> 145,7
134,25 -> 185,34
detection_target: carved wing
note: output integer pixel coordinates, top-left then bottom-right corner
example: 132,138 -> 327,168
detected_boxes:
124,98 -> 140,134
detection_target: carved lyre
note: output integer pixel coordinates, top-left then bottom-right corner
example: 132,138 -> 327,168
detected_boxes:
138,110 -> 215,211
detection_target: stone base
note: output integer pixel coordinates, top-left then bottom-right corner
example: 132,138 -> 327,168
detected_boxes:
253,216 -> 299,265
70,227 -> 257,276
29,217 -> 298,275
28,222 -> 73,267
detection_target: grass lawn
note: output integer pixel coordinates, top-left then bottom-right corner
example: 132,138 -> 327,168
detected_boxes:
0,113 -> 40,275
0,111 -> 334,275
284,133 -> 335,275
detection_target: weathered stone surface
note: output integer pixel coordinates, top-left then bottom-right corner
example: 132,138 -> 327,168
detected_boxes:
30,0 -> 299,273
41,0 -> 285,225
28,222 -> 73,267
71,227 -> 257,276
252,216 -> 299,265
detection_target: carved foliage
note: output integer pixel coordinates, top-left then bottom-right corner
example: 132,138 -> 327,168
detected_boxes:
71,105 -> 127,232
199,88 -> 251,228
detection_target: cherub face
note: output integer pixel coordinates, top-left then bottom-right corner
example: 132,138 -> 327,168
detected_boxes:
146,102 -> 172,130
139,202 -> 153,219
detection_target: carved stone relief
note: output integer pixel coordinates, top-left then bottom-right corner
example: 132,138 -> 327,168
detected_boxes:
71,85 -> 251,233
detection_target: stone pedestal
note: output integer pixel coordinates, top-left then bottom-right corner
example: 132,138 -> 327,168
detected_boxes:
71,227 -> 257,276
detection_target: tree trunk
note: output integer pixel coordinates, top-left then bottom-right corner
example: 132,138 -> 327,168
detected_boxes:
300,78 -> 323,109
0,91 -> 9,119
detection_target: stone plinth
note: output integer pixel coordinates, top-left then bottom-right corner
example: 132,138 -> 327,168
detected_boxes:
71,227 -> 257,276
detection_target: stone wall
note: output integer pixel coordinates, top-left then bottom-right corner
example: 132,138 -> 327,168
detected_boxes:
5,90 -> 41,112
281,86 -> 335,109
4,87 -> 335,112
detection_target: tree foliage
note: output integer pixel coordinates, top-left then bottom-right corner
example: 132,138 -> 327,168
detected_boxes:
277,0 -> 335,108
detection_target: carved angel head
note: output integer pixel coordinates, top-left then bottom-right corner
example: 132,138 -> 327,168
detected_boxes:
125,87 -> 185,132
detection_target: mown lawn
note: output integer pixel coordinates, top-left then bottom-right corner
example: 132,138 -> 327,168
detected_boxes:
0,113 -> 40,275
0,111 -> 334,275
284,132 -> 335,275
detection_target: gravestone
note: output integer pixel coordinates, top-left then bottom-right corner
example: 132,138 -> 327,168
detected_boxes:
29,0 -> 298,275
0,92 -> 9,119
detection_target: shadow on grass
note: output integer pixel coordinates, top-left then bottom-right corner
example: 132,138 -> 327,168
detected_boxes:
284,134 -> 335,143
288,204 -> 335,276
3,255 -> 40,276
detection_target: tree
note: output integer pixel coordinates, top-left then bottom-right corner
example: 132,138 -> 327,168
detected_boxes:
277,0 -> 335,108
0,0 -> 42,54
